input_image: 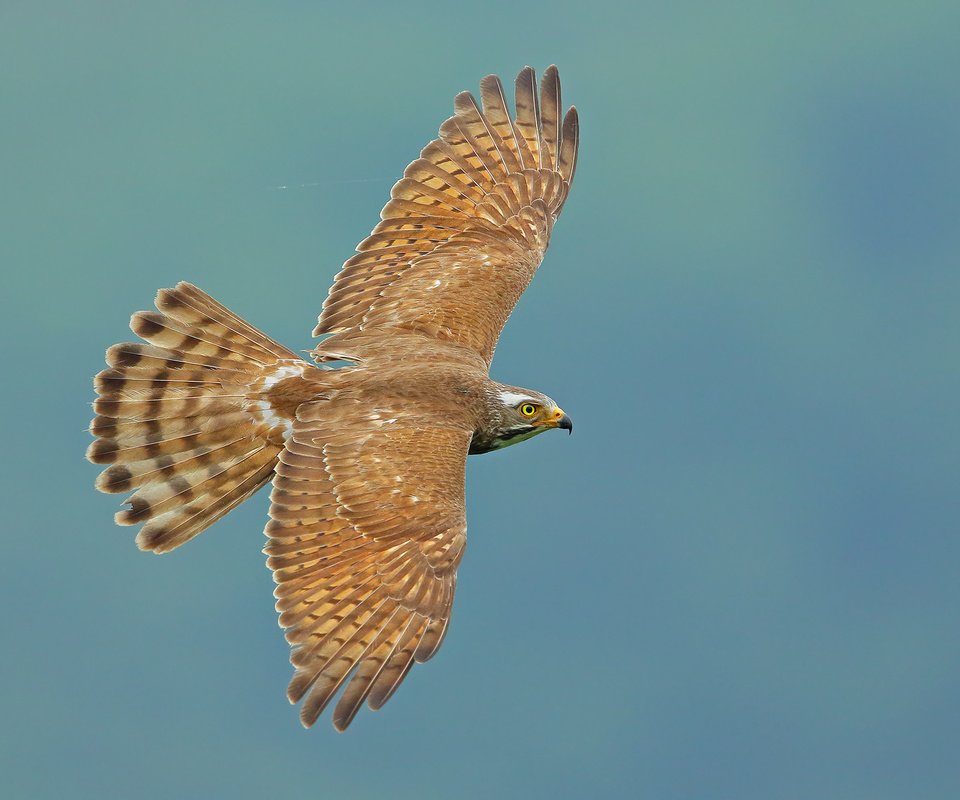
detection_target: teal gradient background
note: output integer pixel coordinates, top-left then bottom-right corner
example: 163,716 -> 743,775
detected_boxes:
2,2 -> 958,797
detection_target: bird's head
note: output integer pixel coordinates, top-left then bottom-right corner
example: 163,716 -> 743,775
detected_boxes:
470,385 -> 573,454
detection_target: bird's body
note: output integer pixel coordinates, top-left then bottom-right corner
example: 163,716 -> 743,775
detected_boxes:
88,65 -> 578,730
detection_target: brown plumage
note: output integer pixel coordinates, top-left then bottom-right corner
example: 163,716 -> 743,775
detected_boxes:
88,65 -> 579,730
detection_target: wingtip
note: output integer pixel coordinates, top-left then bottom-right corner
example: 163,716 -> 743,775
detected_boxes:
299,703 -> 323,730
453,89 -> 479,114
516,65 -> 536,84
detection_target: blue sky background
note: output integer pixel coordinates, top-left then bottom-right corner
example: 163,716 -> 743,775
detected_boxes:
2,1 -> 958,797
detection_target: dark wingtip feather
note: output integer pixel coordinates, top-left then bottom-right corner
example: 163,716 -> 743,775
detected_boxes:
513,66 -> 542,170
515,66 -> 538,101
539,65 -> 562,171
479,73 -> 502,91
452,90 -> 478,114
559,105 -> 580,188
332,710 -> 356,733
300,686 -> 336,729
287,669 -> 314,705
542,64 -> 560,90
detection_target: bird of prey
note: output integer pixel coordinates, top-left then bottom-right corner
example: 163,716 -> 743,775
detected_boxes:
88,65 -> 579,730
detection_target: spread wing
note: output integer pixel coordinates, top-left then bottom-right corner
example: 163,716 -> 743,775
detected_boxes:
315,65 -> 579,366
265,397 -> 471,730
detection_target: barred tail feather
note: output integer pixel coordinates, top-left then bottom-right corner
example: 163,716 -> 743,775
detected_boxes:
88,282 -> 308,553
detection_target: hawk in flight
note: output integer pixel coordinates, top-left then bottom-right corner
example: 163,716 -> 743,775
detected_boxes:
88,66 -> 579,730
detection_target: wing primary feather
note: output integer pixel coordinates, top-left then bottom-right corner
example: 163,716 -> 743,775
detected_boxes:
513,66 -> 542,170
313,66 -> 579,354
558,106 -> 580,188
367,619 -> 430,710
452,91 -> 509,182
539,65 -> 561,171
296,596 -> 400,727
287,591 -> 393,706
478,74 -> 524,173
331,611 -> 420,731
279,566 -> 381,632
414,575 -> 456,662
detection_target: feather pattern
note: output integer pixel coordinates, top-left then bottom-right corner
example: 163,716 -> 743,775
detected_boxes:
315,65 -> 579,367
478,74 -> 524,173
266,398 -> 471,729
88,282 -> 315,553
539,65 -> 561,171
89,66 -> 581,731
513,66 -> 542,169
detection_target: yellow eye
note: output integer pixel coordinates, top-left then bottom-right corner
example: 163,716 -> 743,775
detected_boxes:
519,403 -> 537,417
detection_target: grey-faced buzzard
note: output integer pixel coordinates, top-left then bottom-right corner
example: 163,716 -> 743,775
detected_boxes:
88,66 -> 578,730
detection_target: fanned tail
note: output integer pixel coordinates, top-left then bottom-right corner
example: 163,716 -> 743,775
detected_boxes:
87,282 -> 310,553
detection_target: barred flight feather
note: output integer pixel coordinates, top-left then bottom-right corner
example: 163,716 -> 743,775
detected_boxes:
88,282 -> 314,553
314,64 -> 579,364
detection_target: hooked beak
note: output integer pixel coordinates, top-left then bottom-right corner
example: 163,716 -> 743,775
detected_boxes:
545,407 -> 573,434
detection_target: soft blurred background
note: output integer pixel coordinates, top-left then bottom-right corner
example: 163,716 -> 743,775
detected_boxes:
2,1 -> 958,797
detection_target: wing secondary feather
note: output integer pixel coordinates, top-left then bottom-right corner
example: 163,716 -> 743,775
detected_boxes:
265,398 -> 471,729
